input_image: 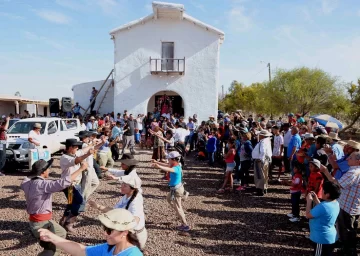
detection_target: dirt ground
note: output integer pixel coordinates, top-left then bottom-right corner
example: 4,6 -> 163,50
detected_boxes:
0,149 -> 358,256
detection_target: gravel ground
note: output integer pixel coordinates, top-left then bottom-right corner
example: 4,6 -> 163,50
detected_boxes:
0,149 -> 358,256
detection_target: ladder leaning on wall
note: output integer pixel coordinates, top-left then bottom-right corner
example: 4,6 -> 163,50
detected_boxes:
82,69 -> 114,120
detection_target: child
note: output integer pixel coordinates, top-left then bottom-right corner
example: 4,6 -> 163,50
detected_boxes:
217,139 -> 236,193
150,126 -> 165,162
282,163 -> 303,222
206,128 -> 217,167
236,132 -> 253,191
152,151 -> 190,231
307,159 -> 324,200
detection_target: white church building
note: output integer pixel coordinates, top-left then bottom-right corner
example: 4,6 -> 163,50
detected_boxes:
72,1 -> 224,121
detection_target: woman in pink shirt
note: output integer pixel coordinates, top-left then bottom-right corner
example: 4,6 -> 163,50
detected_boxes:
217,139 -> 236,194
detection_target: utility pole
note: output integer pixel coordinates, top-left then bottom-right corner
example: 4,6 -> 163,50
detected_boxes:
267,63 -> 271,83
222,85 -> 224,99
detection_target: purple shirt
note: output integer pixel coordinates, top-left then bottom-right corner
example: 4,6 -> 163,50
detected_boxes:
21,176 -> 71,215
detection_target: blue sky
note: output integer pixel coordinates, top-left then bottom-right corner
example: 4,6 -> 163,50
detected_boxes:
0,0 -> 359,100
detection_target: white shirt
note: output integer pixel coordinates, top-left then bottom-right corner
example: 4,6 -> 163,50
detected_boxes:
81,123 -> 86,131
60,150 -> 84,184
283,129 -> 292,147
136,118 -> 143,131
86,121 -> 97,131
108,168 -> 143,194
252,138 -> 272,161
82,143 -> 94,169
172,128 -> 190,142
114,193 -> 145,231
28,130 -> 41,146
273,134 -> 284,156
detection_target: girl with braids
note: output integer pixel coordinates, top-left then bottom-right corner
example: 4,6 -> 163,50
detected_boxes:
38,208 -> 143,256
89,175 -> 147,251
100,154 -> 143,193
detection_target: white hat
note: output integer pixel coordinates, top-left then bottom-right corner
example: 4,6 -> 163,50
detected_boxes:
328,132 -> 341,141
309,159 -> 321,169
166,151 -> 181,159
346,140 -> 360,150
304,133 -> 315,140
259,130 -> 272,137
119,175 -> 139,189
98,209 -> 137,232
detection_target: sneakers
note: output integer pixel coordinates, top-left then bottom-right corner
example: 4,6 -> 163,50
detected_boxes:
182,191 -> 189,201
236,186 -> 245,191
286,213 -> 294,218
177,225 -> 191,232
289,217 -> 300,222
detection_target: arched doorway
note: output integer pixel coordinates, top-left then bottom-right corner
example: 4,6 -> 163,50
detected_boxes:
147,91 -> 184,117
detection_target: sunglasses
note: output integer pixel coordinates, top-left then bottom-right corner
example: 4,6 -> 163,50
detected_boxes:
103,225 -> 114,235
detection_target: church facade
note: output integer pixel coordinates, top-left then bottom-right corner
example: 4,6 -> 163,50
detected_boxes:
73,1 -> 224,121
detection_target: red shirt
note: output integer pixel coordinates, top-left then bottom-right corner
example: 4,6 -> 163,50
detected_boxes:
225,148 -> 235,163
307,171 -> 324,198
0,125 -> 6,140
290,173 -> 303,193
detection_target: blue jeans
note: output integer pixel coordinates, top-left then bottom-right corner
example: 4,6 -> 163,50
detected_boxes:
291,191 -> 301,217
185,134 -> 194,150
63,185 -> 84,216
208,152 -> 215,166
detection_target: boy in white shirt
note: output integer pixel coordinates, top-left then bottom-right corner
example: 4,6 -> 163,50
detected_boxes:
270,126 -> 284,181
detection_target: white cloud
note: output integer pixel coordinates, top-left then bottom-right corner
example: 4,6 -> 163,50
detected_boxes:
55,0 -> 84,11
0,12 -> 24,20
320,0 -> 338,14
228,6 -> 252,32
35,9 -> 71,24
24,31 -> 66,50
190,1 -> 206,12
300,7 -> 313,23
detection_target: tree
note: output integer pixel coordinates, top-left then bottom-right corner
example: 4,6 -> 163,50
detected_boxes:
269,67 -> 341,116
14,91 -> 21,97
342,79 -> 360,132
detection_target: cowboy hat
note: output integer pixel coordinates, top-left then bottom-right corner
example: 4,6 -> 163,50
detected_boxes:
328,132 -> 341,141
75,131 -> 90,138
209,115 -> 215,119
28,159 -> 54,178
119,175 -> 139,189
166,151 -> 181,159
346,140 -> 360,150
33,123 -> 42,129
60,139 -> 83,148
259,130 -> 272,137
88,129 -> 100,136
120,158 -> 139,166
98,209 -> 137,232
309,159 -> 321,169
89,116 -> 96,120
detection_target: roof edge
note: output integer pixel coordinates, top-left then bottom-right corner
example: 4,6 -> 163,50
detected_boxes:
109,14 -> 154,35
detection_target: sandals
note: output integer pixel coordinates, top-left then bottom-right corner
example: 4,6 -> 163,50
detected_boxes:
217,188 -> 225,194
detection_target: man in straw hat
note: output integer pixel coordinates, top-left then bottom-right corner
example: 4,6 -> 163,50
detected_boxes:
86,116 -> 98,131
59,139 -> 97,233
325,132 -> 344,161
28,123 -> 43,148
319,150 -> 360,255
251,130 -> 272,196
21,158 -> 89,256
38,209 -> 143,255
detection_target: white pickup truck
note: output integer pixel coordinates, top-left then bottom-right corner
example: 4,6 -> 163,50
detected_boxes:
6,118 -> 82,165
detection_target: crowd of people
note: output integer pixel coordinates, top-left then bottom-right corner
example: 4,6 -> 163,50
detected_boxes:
0,107 -> 359,256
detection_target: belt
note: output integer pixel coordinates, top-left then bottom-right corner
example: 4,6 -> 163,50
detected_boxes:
254,159 -> 262,162
134,226 -> 145,234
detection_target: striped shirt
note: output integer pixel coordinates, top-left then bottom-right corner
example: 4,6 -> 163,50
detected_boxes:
338,166 -> 360,215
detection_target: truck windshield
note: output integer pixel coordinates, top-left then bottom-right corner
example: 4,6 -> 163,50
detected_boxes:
8,122 -> 46,134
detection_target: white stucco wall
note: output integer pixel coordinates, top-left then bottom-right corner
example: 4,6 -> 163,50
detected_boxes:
112,17 -> 220,122
72,80 -> 114,115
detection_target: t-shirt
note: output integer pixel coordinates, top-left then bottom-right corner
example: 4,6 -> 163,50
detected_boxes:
287,134 -> 302,158
272,135 -> 284,156
172,128 -> 190,143
86,244 -> 143,256
0,125 -> 6,141
114,193 -> 145,231
307,171 -> 324,198
206,136 -> 217,153
309,201 -> 340,244
290,173 -> 302,193
169,165 -> 182,187
28,130 -> 41,146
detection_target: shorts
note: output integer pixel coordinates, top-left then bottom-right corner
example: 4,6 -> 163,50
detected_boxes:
226,162 -> 236,172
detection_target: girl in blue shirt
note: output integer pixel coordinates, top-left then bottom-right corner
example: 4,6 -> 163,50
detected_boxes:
152,151 -> 190,232
37,208 -> 143,256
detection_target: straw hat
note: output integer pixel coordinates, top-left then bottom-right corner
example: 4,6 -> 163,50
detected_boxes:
259,130 -> 272,137
119,175 -> 140,189
328,132 -> 341,141
346,140 -> 360,150
98,209 -> 137,232
33,123 -> 42,129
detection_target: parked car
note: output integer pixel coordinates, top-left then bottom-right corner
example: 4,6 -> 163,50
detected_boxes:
5,118 -> 81,168
8,118 -> 20,129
